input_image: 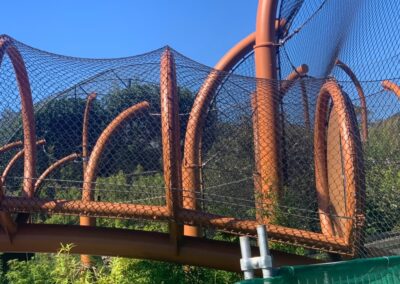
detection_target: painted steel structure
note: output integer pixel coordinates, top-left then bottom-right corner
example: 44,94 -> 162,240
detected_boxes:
0,0 -> 371,272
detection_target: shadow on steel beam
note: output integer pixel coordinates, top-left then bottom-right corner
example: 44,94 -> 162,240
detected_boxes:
0,224 -> 321,272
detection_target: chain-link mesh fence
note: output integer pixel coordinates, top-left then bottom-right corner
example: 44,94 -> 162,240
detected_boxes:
0,0 -> 399,262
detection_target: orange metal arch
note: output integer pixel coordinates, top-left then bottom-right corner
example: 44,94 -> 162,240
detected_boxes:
279,64 -> 309,96
0,36 -> 37,198
80,101 -> 150,222
335,60 -> 368,142
182,32 -> 256,236
34,153 -> 80,193
314,80 -> 364,243
182,1 -> 282,234
382,80 -> 400,99
252,0 -> 280,223
1,140 -> 46,186
0,141 -> 23,154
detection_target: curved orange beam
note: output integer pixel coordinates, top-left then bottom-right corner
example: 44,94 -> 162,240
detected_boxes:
1,140 -> 46,186
0,141 -> 23,154
182,10 -> 283,233
382,80 -> 400,99
0,36 -> 37,198
34,153 -> 80,193
15,152 -> 80,225
314,80 -> 364,243
336,60 -> 368,142
80,101 -> 150,226
280,64 -> 309,96
182,32 -> 256,237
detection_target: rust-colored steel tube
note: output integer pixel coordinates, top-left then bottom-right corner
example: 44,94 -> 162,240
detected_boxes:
82,93 -> 97,174
1,140 -> 46,185
0,141 -> 23,154
0,179 -> 17,236
16,152 -> 80,225
314,80 -> 364,243
182,32 -> 256,237
253,0 -> 280,222
0,140 -> 24,236
0,36 -> 37,198
382,80 -> 400,99
3,197 -> 169,220
160,49 -> 183,245
177,209 -> 350,254
279,64 -> 309,97
80,101 -> 150,227
80,92 -> 96,266
34,153 -> 80,192
0,194 -> 350,254
336,60 -> 368,142
0,224 -> 320,272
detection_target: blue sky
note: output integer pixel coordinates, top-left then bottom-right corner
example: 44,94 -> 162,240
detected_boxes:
2,0 -> 257,67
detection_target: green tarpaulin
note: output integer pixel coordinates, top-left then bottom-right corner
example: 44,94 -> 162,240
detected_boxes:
237,256 -> 400,284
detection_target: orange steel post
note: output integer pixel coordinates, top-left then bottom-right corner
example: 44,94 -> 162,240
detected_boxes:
382,80 -> 400,99
80,92 -> 97,267
314,80 -> 364,242
253,0 -> 280,221
80,101 -> 150,266
0,141 -> 23,154
1,140 -> 46,185
160,49 -> 183,247
336,60 -> 368,142
181,22 -> 285,236
0,224 -> 321,272
0,36 -> 37,199
82,93 -> 97,174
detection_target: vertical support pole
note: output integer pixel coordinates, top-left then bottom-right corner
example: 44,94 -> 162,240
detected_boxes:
240,236 -> 254,280
160,48 -> 183,250
80,93 -> 96,267
253,0 -> 280,222
257,225 -> 273,278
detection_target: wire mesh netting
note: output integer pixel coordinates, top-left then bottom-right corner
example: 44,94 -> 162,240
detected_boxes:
0,0 -> 399,262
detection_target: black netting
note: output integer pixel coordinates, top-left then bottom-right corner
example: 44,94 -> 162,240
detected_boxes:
0,0 -> 399,263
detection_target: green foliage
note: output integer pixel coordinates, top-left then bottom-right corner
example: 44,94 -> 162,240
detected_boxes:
364,114 -> 400,235
3,244 -> 240,284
